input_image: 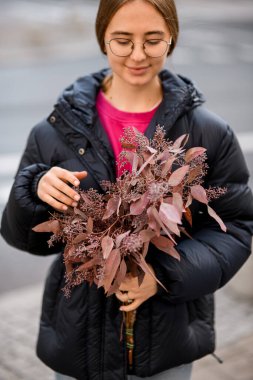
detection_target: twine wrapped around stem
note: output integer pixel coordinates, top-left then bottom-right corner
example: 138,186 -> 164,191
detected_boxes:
124,308 -> 137,369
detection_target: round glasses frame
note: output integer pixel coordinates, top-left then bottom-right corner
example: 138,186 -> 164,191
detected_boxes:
105,37 -> 172,58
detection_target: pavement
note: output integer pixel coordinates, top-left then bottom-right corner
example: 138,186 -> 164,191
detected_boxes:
0,282 -> 253,380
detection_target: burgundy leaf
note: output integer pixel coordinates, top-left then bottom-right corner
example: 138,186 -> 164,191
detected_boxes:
187,166 -> 202,184
147,206 -> 161,236
32,220 -> 60,234
161,157 -> 175,177
142,241 -> 150,258
173,134 -> 189,149
136,153 -> 156,175
159,202 -> 182,225
185,147 -> 206,163
139,228 -> 156,243
101,235 -> 114,259
172,193 -> 184,219
130,191 -> 149,216
159,216 -> 180,236
74,207 -> 86,219
207,206 -> 227,232
81,193 -> 92,205
191,185 -> 208,204
72,233 -> 88,244
179,227 -> 193,240
115,231 -> 130,248
157,149 -> 173,162
137,254 -> 167,291
107,258 -> 127,296
86,217 -> 93,234
103,197 -> 120,220
185,194 -> 192,208
146,146 -> 157,154
103,248 -> 121,293
151,235 -> 180,261
76,257 -> 103,271
168,165 -> 190,187
150,206 -> 176,244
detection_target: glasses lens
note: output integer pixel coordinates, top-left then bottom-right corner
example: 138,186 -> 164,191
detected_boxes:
109,39 -> 133,57
144,40 -> 168,57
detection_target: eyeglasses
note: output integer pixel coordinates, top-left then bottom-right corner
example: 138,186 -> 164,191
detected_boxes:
105,37 -> 172,58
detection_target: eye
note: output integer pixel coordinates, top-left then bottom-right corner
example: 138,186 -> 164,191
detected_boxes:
114,38 -> 132,46
145,39 -> 162,46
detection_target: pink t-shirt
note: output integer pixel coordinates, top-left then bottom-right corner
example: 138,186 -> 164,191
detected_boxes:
96,90 -> 159,177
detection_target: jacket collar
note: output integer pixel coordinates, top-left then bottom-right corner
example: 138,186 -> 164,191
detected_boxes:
57,68 -> 205,128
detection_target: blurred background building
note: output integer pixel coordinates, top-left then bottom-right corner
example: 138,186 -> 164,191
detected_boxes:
0,0 -> 252,379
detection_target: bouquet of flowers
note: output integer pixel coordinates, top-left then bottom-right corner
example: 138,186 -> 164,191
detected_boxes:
33,126 -> 226,367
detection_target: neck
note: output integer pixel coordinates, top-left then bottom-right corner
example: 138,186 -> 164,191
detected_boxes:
103,74 -> 163,112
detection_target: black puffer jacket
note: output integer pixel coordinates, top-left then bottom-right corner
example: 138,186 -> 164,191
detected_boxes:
1,69 -> 253,380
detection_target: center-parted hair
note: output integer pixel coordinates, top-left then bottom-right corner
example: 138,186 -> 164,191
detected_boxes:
96,0 -> 179,56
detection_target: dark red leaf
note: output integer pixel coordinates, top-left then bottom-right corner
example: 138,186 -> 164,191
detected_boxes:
168,165 -> 190,186
191,185 -> 208,204
151,235 -> 180,261
139,228 -> 156,243
116,231 -> 130,248
103,249 -> 121,293
159,202 -> 182,224
103,197 -> 121,220
173,134 -> 189,149
185,147 -> 206,163
32,220 -> 60,234
207,206 -> 227,232
73,233 -> 88,244
101,235 -> 114,259
130,191 -> 149,216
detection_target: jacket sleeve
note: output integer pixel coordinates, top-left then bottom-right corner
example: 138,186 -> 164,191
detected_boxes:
148,123 -> 253,303
0,122 -> 62,256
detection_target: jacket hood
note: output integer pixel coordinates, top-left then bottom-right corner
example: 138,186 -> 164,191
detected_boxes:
57,68 -> 205,126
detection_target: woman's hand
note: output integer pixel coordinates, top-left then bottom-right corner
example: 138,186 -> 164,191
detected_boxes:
37,167 -> 87,211
115,265 -> 158,312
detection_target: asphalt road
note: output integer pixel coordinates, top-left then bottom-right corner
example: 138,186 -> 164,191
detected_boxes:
0,0 -> 252,293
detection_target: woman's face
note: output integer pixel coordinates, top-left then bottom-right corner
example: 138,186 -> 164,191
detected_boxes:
104,0 -> 171,89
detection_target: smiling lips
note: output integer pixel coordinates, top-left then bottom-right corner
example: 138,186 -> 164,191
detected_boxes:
126,65 -> 150,74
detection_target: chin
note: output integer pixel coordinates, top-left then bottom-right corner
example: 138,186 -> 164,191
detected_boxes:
124,73 -> 156,87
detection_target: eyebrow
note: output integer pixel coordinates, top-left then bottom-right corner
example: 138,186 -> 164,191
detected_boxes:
110,31 -> 165,37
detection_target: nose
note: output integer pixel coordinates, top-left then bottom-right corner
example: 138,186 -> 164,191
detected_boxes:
130,43 -> 146,61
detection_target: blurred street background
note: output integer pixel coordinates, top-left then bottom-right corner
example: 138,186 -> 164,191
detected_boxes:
0,0 -> 252,379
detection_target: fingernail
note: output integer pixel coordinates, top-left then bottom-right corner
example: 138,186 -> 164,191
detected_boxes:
74,180 -> 79,187
74,195 -> 80,201
63,206 -> 68,211
72,202 -> 78,207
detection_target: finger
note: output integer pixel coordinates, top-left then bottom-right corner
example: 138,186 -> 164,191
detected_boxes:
52,167 -> 82,187
120,300 -> 140,312
49,177 -> 81,202
46,187 -> 79,208
42,194 -> 69,211
118,284 -> 129,292
72,171 -> 88,181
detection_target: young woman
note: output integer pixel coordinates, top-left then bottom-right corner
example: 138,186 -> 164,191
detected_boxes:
1,0 -> 253,379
